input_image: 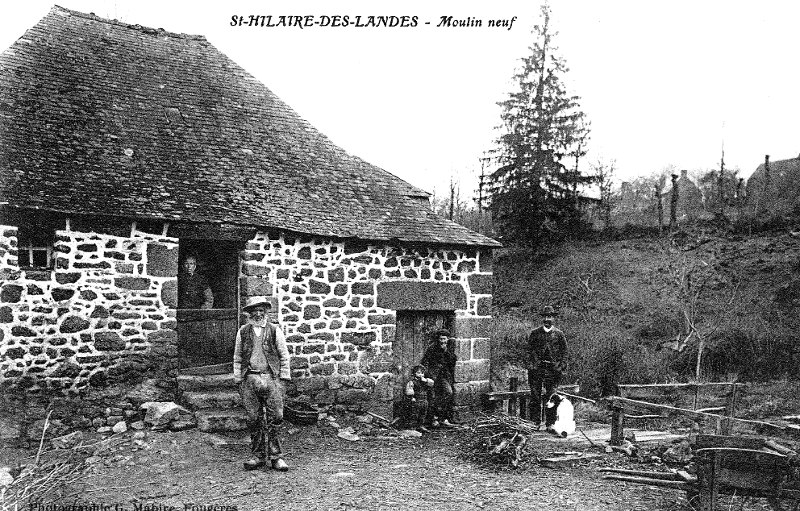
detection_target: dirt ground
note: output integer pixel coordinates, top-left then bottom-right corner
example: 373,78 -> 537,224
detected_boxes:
3,423 -> 703,511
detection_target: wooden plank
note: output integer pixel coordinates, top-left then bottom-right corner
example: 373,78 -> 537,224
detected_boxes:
696,448 -> 788,469
541,453 -> 602,468
601,474 -> 689,489
697,434 -> 765,451
487,384 -> 581,401
696,407 -> 725,413
598,468 -> 679,480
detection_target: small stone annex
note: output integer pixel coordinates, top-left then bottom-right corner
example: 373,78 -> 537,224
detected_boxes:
0,7 -> 500,437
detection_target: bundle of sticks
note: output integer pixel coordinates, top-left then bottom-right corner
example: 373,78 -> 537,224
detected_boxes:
470,413 -> 538,468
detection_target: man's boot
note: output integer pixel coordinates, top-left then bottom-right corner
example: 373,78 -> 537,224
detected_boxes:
271,458 -> 289,472
243,457 -> 266,471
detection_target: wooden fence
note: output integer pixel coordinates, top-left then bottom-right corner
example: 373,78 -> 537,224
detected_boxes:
485,376 -> 582,419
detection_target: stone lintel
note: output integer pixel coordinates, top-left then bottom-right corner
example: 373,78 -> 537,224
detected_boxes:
376,281 -> 467,311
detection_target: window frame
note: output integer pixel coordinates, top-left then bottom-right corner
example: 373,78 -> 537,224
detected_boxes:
16,225 -> 56,270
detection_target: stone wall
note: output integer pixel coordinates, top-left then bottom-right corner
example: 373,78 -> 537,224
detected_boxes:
0,221 -> 494,433
238,232 -> 493,417
0,223 -> 179,433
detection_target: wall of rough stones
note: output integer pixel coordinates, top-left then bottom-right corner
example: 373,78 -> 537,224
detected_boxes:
0,221 -> 494,436
0,223 -> 179,436
238,231 -> 493,417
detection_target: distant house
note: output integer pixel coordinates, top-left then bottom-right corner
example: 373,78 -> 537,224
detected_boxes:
660,170 -> 704,222
0,7 -> 499,434
746,154 -> 800,218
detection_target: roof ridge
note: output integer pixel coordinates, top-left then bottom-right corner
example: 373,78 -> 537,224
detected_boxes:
51,4 -> 206,41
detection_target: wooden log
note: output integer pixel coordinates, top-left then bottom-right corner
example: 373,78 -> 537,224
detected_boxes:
598,468 -> 679,480
764,439 -> 797,457
601,474 -> 689,490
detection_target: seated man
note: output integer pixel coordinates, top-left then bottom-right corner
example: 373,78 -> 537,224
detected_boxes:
421,329 -> 457,428
178,255 -> 213,309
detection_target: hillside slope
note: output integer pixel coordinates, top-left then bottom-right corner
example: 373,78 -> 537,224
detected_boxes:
491,229 -> 800,394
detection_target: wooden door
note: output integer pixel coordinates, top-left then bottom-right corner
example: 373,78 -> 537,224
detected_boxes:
177,308 -> 239,368
176,240 -> 241,369
393,311 -> 454,416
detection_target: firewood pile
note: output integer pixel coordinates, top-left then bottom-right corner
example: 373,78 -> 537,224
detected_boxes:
467,413 -> 539,468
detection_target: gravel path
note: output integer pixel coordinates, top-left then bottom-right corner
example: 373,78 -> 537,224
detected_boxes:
64,427 -> 690,511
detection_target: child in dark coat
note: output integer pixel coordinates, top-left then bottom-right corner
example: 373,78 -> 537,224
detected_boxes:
404,365 -> 434,433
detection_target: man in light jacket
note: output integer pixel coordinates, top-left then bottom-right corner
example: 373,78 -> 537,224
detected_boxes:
233,297 -> 291,471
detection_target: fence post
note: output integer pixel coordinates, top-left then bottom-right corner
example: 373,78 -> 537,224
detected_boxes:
720,383 -> 739,435
610,400 -> 625,446
508,377 -> 519,416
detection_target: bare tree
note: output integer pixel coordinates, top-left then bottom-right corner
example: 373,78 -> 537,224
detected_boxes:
591,159 -> 616,228
663,253 -> 740,380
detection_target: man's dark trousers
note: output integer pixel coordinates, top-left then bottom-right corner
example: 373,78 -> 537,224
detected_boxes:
527,366 -> 561,425
240,372 -> 284,460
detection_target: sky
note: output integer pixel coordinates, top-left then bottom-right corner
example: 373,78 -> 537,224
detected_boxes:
2,1 -> 799,202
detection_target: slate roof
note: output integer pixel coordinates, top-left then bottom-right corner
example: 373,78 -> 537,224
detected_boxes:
0,6 -> 499,248
747,156 -> 800,215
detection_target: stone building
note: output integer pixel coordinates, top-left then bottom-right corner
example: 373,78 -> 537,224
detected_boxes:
660,170 -> 704,223
746,154 -> 800,218
0,7 -> 499,436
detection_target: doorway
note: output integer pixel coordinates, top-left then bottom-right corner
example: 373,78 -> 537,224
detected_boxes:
176,240 -> 241,369
393,310 -> 455,417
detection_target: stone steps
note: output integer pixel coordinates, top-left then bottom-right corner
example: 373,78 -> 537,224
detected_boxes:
195,408 -> 249,432
183,390 -> 241,410
179,368 -> 246,433
180,362 -> 233,376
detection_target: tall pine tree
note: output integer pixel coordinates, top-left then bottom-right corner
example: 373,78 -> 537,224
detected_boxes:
489,3 -> 590,244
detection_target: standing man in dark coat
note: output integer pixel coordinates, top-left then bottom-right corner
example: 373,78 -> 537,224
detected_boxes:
178,255 -> 213,309
421,328 -> 457,427
527,305 -> 567,428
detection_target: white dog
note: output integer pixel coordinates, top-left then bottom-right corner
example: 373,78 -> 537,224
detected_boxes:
544,394 -> 575,438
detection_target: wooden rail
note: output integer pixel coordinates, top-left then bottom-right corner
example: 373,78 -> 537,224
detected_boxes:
608,382 -> 745,445
485,377 -> 581,419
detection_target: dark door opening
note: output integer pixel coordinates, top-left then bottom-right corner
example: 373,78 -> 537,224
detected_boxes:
393,311 -> 455,417
177,240 -> 241,369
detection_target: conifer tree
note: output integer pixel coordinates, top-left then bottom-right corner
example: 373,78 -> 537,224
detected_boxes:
488,3 -> 590,244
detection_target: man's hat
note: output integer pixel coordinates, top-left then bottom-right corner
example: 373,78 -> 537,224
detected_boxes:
433,328 -> 451,338
242,297 -> 272,313
540,305 -> 558,317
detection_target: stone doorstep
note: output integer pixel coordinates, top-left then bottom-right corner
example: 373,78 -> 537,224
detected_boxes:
177,373 -> 236,391
195,408 -> 249,433
182,390 -> 242,410
180,363 -> 233,376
